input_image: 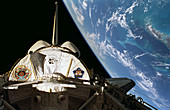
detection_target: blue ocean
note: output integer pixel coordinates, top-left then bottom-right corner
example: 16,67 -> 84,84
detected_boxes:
63,0 -> 170,109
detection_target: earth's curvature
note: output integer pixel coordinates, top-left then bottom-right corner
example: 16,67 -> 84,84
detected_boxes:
63,0 -> 170,109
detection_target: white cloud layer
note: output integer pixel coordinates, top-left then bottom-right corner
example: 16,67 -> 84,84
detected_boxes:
87,31 -> 169,109
106,0 -> 142,39
69,0 -> 170,109
71,0 -> 85,26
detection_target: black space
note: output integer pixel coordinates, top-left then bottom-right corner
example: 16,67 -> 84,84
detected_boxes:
0,0 -> 110,78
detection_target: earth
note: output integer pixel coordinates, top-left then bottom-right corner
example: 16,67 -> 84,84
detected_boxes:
63,0 -> 170,109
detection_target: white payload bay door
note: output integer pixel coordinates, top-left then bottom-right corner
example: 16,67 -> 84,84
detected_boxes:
9,47 -> 90,82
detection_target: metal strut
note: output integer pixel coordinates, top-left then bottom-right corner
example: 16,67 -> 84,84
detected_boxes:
78,92 -> 98,110
52,2 -> 58,46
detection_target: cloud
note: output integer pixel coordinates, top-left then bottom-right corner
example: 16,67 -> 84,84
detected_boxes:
77,1 -> 170,109
89,7 -> 92,19
134,53 -> 148,59
135,71 -> 156,95
134,71 -> 169,109
101,41 -> 136,70
96,41 -> 161,101
71,0 -> 85,26
156,72 -> 163,76
106,0 -> 142,39
82,0 -> 88,10
152,61 -> 170,67
125,1 -> 138,14
87,31 -> 137,71
87,31 -> 169,109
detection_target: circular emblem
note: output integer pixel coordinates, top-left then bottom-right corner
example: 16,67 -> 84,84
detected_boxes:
73,67 -> 84,78
13,65 -> 31,81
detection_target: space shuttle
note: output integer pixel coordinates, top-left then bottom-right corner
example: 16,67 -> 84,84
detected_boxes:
0,2 -> 156,110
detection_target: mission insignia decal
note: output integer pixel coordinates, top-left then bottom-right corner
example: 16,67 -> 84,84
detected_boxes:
13,65 -> 31,81
73,67 -> 84,78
